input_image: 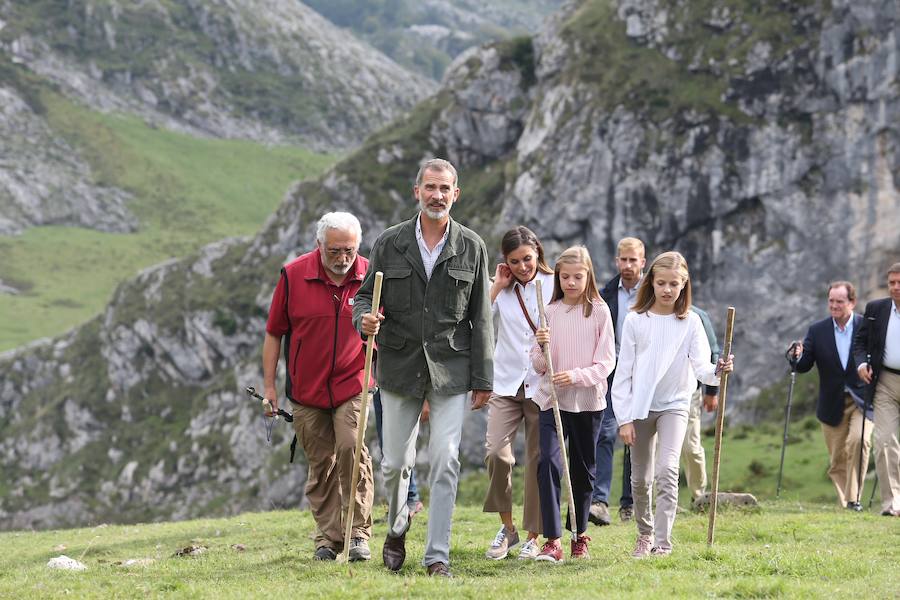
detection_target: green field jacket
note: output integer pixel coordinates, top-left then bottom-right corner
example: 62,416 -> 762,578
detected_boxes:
352,215 -> 494,397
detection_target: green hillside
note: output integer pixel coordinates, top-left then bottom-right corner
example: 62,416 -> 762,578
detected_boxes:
0,91 -> 336,352
2,502 -> 895,598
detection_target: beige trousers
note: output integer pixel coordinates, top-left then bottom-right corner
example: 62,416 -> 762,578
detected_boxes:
292,392 -> 374,551
680,388 -> 707,500
872,370 -> 900,513
820,393 -> 873,507
482,386 -> 542,534
631,410 -> 689,550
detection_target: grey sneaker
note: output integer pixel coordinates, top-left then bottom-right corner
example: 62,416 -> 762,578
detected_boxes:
485,525 -> 520,560
631,535 -> 652,559
348,538 -> 371,562
588,501 -> 612,526
314,546 -> 337,561
650,546 -> 672,557
517,537 -> 540,560
619,505 -> 634,522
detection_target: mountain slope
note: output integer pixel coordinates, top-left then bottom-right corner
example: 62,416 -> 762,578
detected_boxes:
1,0 -> 898,529
1,0 -> 427,149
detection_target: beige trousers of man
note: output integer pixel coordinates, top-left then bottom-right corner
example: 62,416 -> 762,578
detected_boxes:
482,386 -> 542,534
631,410 -> 689,551
872,370 -> 900,513
680,388 -> 707,501
820,393 -> 873,507
291,392 -> 374,551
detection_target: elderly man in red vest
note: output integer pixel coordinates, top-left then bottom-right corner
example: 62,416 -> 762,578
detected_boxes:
262,212 -> 374,561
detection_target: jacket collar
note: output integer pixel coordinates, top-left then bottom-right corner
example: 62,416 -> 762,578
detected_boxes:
393,214 -> 464,282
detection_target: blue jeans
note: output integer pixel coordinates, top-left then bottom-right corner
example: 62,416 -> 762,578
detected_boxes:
592,394 -> 633,507
374,388 -> 419,502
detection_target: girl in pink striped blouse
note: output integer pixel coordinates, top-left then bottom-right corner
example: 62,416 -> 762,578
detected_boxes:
530,246 -> 616,563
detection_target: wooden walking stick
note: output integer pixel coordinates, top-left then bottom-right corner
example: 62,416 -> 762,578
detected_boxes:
535,279 -> 578,542
340,271 -> 383,564
707,306 -> 735,546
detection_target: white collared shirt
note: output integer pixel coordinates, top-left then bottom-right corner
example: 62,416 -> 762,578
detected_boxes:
833,316 -> 854,370
616,276 -> 641,352
884,303 -> 900,370
491,271 -> 554,398
415,213 -> 449,280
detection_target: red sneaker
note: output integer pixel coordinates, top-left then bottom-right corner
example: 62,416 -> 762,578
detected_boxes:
534,539 -> 563,563
571,534 -> 591,559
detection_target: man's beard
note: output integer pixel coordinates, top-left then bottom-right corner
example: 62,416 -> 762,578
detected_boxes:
420,198 -> 450,220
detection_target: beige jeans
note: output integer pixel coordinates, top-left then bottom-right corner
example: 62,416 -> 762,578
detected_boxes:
680,388 -> 707,500
820,393 -> 873,507
873,370 -> 900,513
631,410 -> 689,550
292,392 -> 374,551
482,386 -> 542,534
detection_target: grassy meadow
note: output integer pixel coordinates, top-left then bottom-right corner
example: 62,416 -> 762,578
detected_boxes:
0,92 -> 336,352
2,413 -> 897,598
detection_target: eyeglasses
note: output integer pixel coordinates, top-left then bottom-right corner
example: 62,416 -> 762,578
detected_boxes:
325,247 -> 358,258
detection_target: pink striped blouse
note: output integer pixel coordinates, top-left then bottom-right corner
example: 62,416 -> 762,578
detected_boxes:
529,299 -> 616,412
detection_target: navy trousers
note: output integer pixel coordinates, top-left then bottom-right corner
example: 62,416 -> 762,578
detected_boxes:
592,390 -> 633,507
537,407 -> 603,539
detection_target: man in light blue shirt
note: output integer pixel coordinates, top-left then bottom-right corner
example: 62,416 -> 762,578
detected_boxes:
790,281 -> 872,510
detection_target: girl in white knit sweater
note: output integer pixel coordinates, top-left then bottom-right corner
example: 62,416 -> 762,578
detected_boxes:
611,251 -> 733,557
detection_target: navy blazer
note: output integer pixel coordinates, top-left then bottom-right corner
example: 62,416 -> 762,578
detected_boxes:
796,313 -> 870,426
853,297 -> 894,403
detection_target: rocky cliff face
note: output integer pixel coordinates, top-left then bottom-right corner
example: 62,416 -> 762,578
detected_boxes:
0,0 -> 426,149
0,77 -> 135,236
1,0 -> 898,529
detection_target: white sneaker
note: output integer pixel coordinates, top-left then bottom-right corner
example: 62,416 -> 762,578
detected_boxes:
517,537 -> 540,560
485,525 -> 520,560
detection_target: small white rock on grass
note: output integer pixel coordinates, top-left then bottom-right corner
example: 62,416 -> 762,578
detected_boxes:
46,556 -> 87,571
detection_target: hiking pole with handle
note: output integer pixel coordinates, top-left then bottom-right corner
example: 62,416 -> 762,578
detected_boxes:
340,271 -> 383,564
855,343 -> 876,510
534,279 -> 578,543
707,306 -> 735,547
776,342 -> 800,498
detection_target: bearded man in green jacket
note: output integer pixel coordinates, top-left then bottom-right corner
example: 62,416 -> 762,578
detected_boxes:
354,158 -> 493,578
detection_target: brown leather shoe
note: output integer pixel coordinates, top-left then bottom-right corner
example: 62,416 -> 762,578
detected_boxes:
426,561 -> 452,578
382,531 -> 406,571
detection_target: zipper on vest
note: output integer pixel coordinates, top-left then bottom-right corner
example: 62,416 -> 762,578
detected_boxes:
327,293 -> 340,409
292,339 -> 301,381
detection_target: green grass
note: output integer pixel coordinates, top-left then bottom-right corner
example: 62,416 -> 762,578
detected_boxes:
1,502 -> 896,598
0,92 -> 336,351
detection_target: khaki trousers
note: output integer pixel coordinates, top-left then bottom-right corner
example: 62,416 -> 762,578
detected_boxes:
291,393 -> 374,551
482,386 -> 542,534
680,388 -> 707,500
631,410 -> 689,551
872,370 -> 900,513
820,393 -> 873,507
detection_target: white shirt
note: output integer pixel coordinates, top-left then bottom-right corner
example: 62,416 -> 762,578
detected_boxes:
491,272 -> 554,397
833,317 -> 854,371
616,277 -> 641,352
415,213 -> 449,280
611,310 -> 720,425
884,303 -> 900,370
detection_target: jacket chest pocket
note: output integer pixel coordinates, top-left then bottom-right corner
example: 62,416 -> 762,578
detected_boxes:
382,267 -> 412,312
447,267 -> 475,318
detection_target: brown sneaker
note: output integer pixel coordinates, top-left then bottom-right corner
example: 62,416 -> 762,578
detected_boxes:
570,534 -> 591,559
588,502 -> 611,526
382,532 -> 406,571
426,561 -> 452,578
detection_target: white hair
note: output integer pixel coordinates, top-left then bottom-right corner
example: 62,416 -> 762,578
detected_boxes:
316,212 -> 362,243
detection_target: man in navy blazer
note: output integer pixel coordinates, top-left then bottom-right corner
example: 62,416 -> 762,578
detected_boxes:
589,237 -> 644,526
853,262 -> 900,516
791,281 -> 872,510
